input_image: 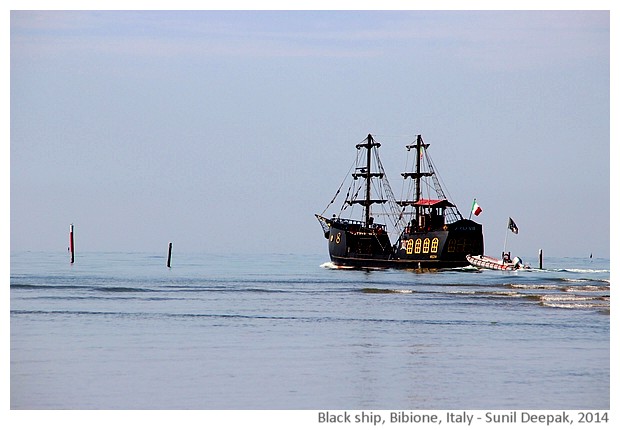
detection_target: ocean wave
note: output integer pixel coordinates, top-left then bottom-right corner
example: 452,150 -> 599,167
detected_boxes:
93,286 -> 155,293
10,283 -> 91,290
507,283 -> 609,292
538,294 -> 609,309
540,294 -> 597,302
554,268 -> 610,274
445,290 -> 525,298
361,288 -> 414,294
560,277 -> 610,285
540,301 -> 610,309
508,283 -> 561,290
562,285 -> 610,292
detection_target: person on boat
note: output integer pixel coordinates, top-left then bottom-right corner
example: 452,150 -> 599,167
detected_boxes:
502,252 -> 511,263
512,256 -> 524,269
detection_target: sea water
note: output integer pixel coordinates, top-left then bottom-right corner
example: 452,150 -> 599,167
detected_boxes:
10,251 -> 609,410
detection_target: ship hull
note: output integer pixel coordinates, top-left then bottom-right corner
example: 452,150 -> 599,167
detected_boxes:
327,219 -> 483,270
328,254 -> 473,270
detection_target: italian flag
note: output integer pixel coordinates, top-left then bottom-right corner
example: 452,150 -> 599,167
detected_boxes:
471,199 -> 482,216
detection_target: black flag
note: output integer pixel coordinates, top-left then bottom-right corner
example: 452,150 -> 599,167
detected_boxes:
508,217 -> 519,234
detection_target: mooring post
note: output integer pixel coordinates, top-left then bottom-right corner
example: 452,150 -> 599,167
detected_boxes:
69,224 -> 75,264
538,248 -> 543,270
167,242 -> 173,268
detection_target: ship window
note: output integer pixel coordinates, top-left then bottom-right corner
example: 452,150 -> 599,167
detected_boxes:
431,237 -> 439,253
414,238 -> 422,253
406,239 -> 414,254
422,238 -> 430,253
447,239 -> 455,252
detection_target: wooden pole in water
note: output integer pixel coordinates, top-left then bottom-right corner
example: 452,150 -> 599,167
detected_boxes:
69,224 -> 75,264
167,242 -> 172,268
538,248 -> 543,269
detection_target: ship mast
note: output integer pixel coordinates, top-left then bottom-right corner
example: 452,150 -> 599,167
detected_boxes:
354,134 -> 382,228
364,134 -> 375,227
414,135 -> 422,221
399,135 -> 463,225
402,135 -> 431,224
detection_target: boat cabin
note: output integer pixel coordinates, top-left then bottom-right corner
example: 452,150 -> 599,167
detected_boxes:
411,199 -> 455,232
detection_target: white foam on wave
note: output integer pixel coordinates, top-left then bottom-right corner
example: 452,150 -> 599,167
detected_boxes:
558,268 -> 610,274
561,277 -> 610,283
564,285 -> 610,292
538,294 -> 609,309
509,283 -> 558,290
320,261 -> 354,270
541,294 -> 591,302
541,301 -> 608,309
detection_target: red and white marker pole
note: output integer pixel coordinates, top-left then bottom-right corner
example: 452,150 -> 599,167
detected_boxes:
69,224 -> 75,264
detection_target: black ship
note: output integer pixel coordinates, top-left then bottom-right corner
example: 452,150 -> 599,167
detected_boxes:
316,134 -> 483,269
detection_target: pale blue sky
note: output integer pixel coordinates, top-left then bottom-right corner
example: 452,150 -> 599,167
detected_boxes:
10,9 -> 611,258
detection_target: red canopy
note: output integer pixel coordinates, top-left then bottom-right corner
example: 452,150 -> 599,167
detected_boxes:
413,199 -> 455,207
